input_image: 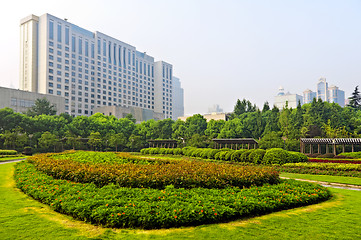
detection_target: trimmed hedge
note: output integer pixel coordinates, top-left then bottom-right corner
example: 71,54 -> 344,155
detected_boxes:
0,150 -> 17,155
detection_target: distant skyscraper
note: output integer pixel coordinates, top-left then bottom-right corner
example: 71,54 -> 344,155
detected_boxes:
172,76 -> 184,120
208,104 -> 223,113
303,89 -> 317,104
303,77 -> 345,107
317,77 -> 328,101
19,13 -> 176,119
328,85 -> 345,107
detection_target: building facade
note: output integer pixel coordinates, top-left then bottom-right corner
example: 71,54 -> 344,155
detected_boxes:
274,86 -> 303,109
20,13 -> 183,119
0,86 -> 65,114
93,105 -> 164,124
172,76 -> 184,120
303,89 -> 317,104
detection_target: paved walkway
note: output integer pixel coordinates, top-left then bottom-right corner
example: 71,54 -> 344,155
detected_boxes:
281,177 -> 361,191
0,158 -> 26,165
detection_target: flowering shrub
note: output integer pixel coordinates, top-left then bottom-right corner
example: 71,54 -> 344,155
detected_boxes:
27,152 -> 280,189
15,161 -> 331,229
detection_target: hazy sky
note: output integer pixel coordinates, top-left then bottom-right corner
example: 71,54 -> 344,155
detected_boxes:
1,0 -> 361,115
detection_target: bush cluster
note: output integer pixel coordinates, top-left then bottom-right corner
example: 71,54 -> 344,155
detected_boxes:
15,161 -> 331,229
28,152 -> 280,189
141,147 -> 308,165
0,150 -> 17,155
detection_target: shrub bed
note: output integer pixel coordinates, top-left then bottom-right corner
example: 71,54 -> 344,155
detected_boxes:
14,161 -> 331,229
278,162 -> 361,177
28,152 -> 280,189
141,147 -> 308,165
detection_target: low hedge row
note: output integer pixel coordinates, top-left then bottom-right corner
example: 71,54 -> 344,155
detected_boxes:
278,162 -> 361,177
28,152 -> 280,189
141,147 -> 308,165
0,150 -> 17,155
309,159 -> 361,164
15,161 -> 331,229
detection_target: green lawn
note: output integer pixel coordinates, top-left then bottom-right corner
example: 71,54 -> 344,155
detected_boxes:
1,162 -> 361,239
280,172 -> 361,186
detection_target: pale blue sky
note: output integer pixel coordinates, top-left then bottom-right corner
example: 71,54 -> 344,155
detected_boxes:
1,0 -> 360,115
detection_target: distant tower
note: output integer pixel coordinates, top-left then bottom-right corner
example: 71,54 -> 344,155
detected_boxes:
317,77 -> 328,101
278,86 -> 285,96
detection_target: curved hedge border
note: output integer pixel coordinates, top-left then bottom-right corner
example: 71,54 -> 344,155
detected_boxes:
15,161 -> 331,229
0,150 -> 17,155
28,152 -> 280,189
141,147 -> 308,165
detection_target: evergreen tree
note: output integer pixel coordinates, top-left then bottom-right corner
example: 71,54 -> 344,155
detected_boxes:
262,101 -> 270,112
348,86 -> 361,109
26,98 -> 57,116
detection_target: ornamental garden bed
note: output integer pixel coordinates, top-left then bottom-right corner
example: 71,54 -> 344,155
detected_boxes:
309,158 -> 361,164
15,151 -> 331,229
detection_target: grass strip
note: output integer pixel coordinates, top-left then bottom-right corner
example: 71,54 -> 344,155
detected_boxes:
280,172 -> 361,186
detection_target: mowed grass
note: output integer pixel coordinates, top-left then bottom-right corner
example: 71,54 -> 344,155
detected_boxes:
1,162 -> 361,239
280,172 -> 361,186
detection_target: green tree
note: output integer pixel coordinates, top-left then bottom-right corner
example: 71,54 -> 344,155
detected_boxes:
108,133 -> 127,152
88,132 -> 103,151
205,119 -> 225,138
125,114 -> 136,123
26,98 -> 57,117
348,86 -> 361,109
262,101 -> 270,112
185,114 -> 207,138
1,128 -> 28,150
38,131 -> 59,152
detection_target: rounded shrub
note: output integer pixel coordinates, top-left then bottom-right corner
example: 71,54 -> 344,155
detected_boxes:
173,148 -> 183,155
200,148 -> 212,159
159,148 -> 168,155
149,148 -> 160,154
240,149 -> 256,163
263,148 -> 290,165
207,149 -> 221,159
224,150 -> 235,161
249,149 -> 266,164
231,150 -> 247,162
289,152 -> 308,163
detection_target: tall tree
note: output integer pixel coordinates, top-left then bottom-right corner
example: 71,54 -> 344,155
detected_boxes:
26,98 -> 57,117
348,86 -> 361,109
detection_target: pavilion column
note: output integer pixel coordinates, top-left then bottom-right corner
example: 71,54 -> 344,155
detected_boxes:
310,145 -> 313,154
352,144 -> 354,152
318,144 -> 320,154
333,145 -> 336,155
342,144 -> 345,153
326,144 -> 329,153
248,143 -> 250,150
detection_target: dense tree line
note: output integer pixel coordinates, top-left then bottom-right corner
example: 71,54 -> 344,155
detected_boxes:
1,94 -> 361,153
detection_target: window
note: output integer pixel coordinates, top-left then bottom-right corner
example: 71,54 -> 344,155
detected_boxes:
65,26 -> 69,45
72,35 -> 76,52
79,38 -> 82,55
57,23 -> 62,43
103,40 -> 106,56
91,42 -> 95,58
49,20 -> 54,40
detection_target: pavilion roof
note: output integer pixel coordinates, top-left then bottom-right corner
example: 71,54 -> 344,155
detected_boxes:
300,138 -> 361,145
212,138 -> 258,144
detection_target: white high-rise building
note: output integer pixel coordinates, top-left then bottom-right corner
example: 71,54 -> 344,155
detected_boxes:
172,76 -> 184,120
20,13 -> 176,118
317,77 -> 328,101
